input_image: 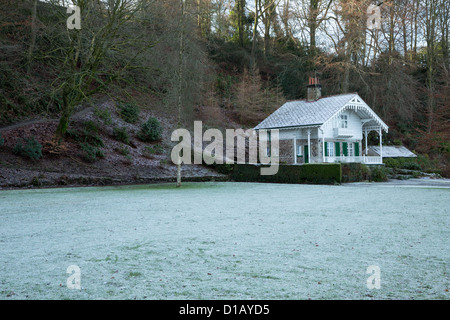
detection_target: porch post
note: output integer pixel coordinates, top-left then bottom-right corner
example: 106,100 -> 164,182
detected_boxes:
321,128 -> 325,163
307,129 -> 311,163
364,129 -> 368,155
293,135 -> 297,164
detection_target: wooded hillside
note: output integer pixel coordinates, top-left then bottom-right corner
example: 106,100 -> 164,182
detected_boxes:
0,0 -> 448,176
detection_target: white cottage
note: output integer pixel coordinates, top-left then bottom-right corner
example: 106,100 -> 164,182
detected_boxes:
254,78 -> 389,164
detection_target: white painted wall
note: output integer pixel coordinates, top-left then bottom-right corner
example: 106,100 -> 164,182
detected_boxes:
320,109 -> 362,141
279,127 -> 320,140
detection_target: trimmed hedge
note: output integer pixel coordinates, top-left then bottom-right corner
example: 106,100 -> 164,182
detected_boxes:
225,163 -> 342,184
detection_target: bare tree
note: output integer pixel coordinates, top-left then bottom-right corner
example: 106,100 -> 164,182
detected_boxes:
42,0 -> 156,138
176,0 -> 186,188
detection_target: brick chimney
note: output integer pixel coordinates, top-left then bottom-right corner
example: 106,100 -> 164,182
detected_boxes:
306,77 -> 322,101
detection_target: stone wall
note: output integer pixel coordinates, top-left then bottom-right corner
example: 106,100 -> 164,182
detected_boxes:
279,139 -> 323,164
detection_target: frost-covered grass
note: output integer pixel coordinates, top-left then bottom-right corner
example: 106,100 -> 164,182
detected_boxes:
0,182 -> 448,300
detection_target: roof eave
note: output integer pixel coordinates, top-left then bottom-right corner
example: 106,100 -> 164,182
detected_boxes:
254,123 -> 323,131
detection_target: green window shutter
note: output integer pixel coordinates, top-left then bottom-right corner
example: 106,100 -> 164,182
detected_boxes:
304,146 -> 309,163
324,142 -> 328,157
335,142 -> 340,156
354,142 -> 359,156
343,142 -> 348,156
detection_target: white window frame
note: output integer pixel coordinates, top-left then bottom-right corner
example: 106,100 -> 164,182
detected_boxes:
348,142 -> 354,157
327,142 -> 334,157
340,114 -> 348,128
297,145 -> 302,156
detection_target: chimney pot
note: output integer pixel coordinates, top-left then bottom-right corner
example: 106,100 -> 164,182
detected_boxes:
306,76 -> 322,101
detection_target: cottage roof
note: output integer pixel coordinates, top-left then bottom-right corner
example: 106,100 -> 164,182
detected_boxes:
254,93 -> 356,130
254,93 -> 387,131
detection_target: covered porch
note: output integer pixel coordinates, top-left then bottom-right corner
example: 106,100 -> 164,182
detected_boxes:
322,125 -> 385,164
287,125 -> 385,165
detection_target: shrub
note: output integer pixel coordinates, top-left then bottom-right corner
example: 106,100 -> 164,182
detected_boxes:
13,137 -> 42,161
80,143 -> 104,162
94,107 -> 112,125
66,128 -> 104,147
118,102 -> 140,124
383,158 -> 399,168
384,157 -> 423,171
66,129 -> 80,141
124,154 -> 133,164
142,144 -> 164,158
31,176 -> 41,187
115,146 -> 130,156
113,127 -> 130,144
369,166 -> 388,182
85,133 -> 104,147
0,133 -> 4,146
402,161 -> 422,171
83,120 -> 99,134
138,117 -> 162,142
341,163 -> 371,182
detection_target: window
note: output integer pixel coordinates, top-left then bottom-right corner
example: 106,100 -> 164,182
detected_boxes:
340,115 -> 348,128
348,142 -> 354,156
297,145 -> 302,156
266,131 -> 271,156
327,142 -> 334,157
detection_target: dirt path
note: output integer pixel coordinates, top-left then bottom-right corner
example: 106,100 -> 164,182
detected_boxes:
0,106 -> 96,132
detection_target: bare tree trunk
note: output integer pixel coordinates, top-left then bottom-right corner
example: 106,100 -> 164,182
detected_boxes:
250,0 -> 260,69
176,0 -> 185,188
402,11 -> 408,60
262,0 -> 274,62
27,0 -> 38,74
439,0 -> 449,70
413,0 -> 418,57
309,0 -> 319,56
425,0 -> 438,133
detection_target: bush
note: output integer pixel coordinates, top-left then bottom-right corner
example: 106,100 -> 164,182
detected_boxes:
83,120 -> 99,134
66,128 -> 104,147
113,127 -> 130,144
402,161 -> 422,171
142,144 -> 164,158
138,117 -> 162,142
118,102 -> 140,124
342,163 -> 371,182
85,133 -> 104,147
94,107 -> 112,125
0,133 -> 4,146
13,137 -> 42,161
80,143 -> 104,162
116,146 -> 130,156
384,157 -> 425,172
369,166 -> 388,182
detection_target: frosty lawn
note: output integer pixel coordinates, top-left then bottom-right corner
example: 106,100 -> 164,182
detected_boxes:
0,182 -> 448,299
